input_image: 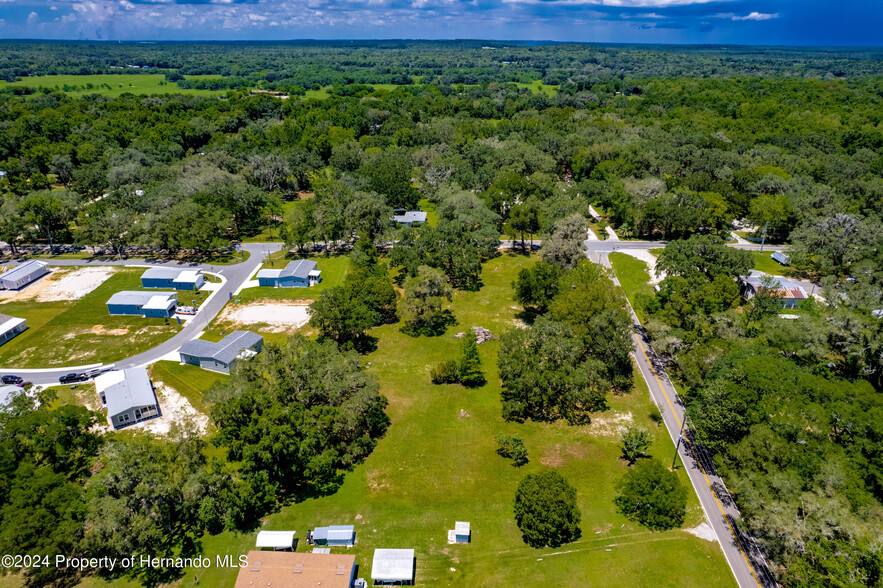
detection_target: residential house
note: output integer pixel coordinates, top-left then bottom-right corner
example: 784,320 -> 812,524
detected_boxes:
178,331 -> 264,374
0,314 -> 27,347
234,551 -> 356,588
95,368 -> 160,429
106,291 -> 177,317
741,276 -> 807,309
391,209 -> 427,226
257,259 -> 321,288
141,268 -> 205,290
0,260 -> 49,290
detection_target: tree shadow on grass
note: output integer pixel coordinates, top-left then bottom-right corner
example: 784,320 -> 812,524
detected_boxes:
400,310 -> 457,337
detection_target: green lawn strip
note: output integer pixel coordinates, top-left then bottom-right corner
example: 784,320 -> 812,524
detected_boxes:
180,253 -> 734,588
609,252 -> 655,324
417,198 -> 439,227
0,74 -> 225,98
751,251 -> 791,277
148,360 -> 227,415
0,269 -> 182,368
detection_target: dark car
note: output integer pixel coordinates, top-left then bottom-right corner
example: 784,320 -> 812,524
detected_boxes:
1,375 -> 23,385
59,373 -> 87,384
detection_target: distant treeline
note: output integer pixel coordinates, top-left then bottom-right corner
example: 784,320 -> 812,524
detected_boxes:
1,41 -> 883,86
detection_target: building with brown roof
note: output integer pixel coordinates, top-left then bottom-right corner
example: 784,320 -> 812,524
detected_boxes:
234,551 -> 356,588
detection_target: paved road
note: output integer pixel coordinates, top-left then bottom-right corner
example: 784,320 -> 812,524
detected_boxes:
0,243 -> 282,384
596,250 -> 777,588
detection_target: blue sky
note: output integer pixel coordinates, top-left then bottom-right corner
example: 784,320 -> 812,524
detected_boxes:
0,0 -> 880,45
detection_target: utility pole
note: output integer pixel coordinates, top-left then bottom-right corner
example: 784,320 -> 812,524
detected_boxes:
759,221 -> 769,253
672,410 -> 689,470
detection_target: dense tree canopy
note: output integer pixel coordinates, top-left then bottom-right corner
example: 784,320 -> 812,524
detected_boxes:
514,470 -> 581,548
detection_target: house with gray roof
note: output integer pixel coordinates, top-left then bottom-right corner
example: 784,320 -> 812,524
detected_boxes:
107,291 -> 177,317
94,368 -> 159,429
141,267 -> 205,290
0,260 -> 49,290
257,259 -> 321,288
0,314 -> 27,347
391,210 -> 427,226
179,331 -> 263,374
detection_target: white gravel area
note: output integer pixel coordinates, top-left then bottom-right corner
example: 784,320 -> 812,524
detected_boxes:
605,226 -> 619,241
220,302 -> 312,331
686,522 -> 718,542
37,267 -> 116,301
618,249 -> 666,285
586,228 -> 599,241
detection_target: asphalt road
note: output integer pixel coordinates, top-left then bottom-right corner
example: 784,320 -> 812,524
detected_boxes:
595,249 -> 778,588
0,243 -> 281,384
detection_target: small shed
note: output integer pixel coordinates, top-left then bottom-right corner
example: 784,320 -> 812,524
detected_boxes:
771,251 -> 791,266
311,525 -> 355,547
255,530 -> 296,552
391,210 -> 427,226
0,314 -> 27,347
448,521 -> 471,544
371,549 -> 415,586
107,291 -> 177,317
95,368 -> 160,429
141,268 -> 205,290
257,259 -> 320,288
178,331 -> 263,374
0,260 -> 49,290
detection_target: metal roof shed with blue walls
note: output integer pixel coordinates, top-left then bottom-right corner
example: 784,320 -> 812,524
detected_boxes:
107,291 -> 177,317
257,259 -> 320,288
179,331 -> 264,374
311,525 -> 356,547
141,268 -> 205,290
0,260 -> 49,290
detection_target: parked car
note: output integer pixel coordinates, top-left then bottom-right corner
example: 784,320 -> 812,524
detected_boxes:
87,367 -> 113,379
176,306 -> 198,316
1,375 -> 23,385
17,381 -> 31,388
59,373 -> 88,384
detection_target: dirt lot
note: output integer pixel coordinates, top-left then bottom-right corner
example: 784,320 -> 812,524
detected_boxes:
141,382 -> 209,436
217,301 -> 312,333
0,266 -> 116,303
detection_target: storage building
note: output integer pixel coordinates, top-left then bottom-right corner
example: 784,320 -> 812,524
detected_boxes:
107,291 -> 177,318
141,267 -> 205,290
0,314 -> 27,347
255,530 -> 296,552
95,368 -> 160,430
771,251 -> 791,266
179,331 -> 264,374
310,525 -> 356,547
257,259 -> 321,288
0,260 -> 49,290
371,549 -> 415,586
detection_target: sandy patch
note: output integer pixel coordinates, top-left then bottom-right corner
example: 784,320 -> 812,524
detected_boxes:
618,249 -> 666,286
218,301 -> 312,333
586,228 -> 599,241
588,205 -> 603,222
91,324 -> 130,336
605,226 -> 620,241
366,468 -> 392,493
37,267 -> 115,302
585,411 -> 634,438
686,522 -> 717,542
140,383 -> 209,436
0,269 -> 56,302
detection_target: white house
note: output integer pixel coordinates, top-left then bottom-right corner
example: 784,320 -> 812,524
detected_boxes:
95,368 -> 160,429
0,260 -> 49,290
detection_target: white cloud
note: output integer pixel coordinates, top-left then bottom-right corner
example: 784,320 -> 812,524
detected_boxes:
26,11 -> 39,25
732,11 -> 778,21
503,0 -> 731,5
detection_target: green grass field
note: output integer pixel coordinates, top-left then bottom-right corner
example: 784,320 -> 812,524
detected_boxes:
751,251 -> 791,277
0,269 -> 182,368
172,253 -> 734,588
514,81 -> 559,96
149,360 -> 227,415
0,74 -> 226,98
609,252 -> 655,324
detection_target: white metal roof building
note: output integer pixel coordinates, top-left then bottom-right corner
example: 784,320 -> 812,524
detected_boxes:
95,368 -> 159,429
448,521 -> 471,544
255,530 -> 296,551
391,211 -> 427,226
0,260 -> 49,290
371,549 -> 415,585
0,314 -> 27,347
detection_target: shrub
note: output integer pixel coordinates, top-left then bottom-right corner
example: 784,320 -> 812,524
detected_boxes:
431,360 -> 459,384
614,458 -> 687,530
514,470 -> 581,548
495,434 -> 528,466
619,425 -> 652,464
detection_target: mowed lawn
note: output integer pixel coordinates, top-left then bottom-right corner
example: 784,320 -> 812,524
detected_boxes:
0,269 -> 182,368
751,251 -> 792,277
609,252 -> 655,323
172,253 -> 735,588
149,360 -> 227,415
0,74 -> 225,98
